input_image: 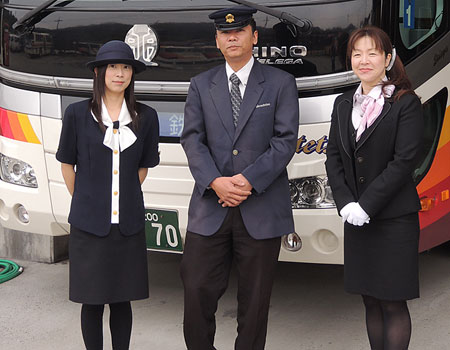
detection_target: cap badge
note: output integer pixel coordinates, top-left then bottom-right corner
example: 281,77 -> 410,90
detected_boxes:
225,14 -> 235,23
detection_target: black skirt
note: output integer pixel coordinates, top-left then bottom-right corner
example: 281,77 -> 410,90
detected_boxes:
344,212 -> 420,301
69,225 -> 149,304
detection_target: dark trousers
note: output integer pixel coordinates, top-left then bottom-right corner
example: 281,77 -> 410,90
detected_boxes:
180,207 -> 281,350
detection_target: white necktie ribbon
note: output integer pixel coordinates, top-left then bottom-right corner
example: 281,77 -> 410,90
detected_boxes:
92,99 -> 137,152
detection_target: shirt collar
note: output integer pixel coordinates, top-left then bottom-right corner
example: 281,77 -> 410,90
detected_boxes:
354,76 -> 390,104
97,99 -> 132,127
225,56 -> 254,87
353,84 -> 363,104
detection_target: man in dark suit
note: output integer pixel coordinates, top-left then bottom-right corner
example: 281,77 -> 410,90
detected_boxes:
180,6 -> 299,350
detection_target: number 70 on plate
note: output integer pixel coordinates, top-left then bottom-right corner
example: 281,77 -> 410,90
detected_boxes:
145,209 -> 183,252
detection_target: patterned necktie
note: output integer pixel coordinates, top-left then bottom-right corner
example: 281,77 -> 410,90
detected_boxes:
230,73 -> 242,127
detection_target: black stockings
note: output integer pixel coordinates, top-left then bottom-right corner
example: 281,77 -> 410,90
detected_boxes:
81,302 -> 133,350
362,295 -> 412,350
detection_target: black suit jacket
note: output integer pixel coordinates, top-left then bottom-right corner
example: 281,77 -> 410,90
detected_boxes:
56,99 -> 160,236
325,88 -> 424,219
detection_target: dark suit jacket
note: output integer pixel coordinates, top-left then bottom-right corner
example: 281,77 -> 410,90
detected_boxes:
181,61 -> 299,239
325,88 -> 424,220
56,99 -> 160,236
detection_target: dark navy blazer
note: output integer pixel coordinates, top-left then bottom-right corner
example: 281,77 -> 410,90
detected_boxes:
325,89 -> 423,219
56,99 -> 159,236
181,61 -> 299,240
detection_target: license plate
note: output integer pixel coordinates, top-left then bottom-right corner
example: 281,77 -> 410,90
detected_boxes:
145,209 -> 183,252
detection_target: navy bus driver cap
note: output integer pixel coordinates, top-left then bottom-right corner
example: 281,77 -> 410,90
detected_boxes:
209,6 -> 257,31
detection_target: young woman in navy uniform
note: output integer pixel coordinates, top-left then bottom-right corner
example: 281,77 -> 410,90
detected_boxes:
326,27 -> 423,350
56,40 -> 159,349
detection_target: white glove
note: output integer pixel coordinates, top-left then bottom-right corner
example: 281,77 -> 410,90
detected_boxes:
339,203 -> 353,223
346,202 -> 370,226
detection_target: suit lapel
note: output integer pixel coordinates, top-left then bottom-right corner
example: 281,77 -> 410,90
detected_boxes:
336,93 -> 353,159
233,62 -> 264,144
210,66 -> 235,142
356,101 -> 392,150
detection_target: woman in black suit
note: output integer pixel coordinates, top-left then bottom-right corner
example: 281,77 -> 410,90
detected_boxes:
56,41 -> 159,349
325,26 -> 423,350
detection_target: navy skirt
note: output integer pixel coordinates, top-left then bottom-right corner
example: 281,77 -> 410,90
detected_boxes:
69,225 -> 149,304
344,212 -> 420,301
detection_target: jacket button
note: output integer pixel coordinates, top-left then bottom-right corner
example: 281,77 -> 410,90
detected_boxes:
232,149 -> 239,156
359,176 -> 366,183
357,156 -> 364,163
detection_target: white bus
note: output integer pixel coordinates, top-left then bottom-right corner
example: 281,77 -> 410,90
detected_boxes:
0,0 -> 448,264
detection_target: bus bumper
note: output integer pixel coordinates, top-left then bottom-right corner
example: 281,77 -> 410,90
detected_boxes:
279,209 -> 344,264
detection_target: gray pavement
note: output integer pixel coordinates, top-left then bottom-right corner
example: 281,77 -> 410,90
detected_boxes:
2,245 -> 450,349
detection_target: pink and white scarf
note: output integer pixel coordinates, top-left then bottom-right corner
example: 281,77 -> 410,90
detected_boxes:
352,81 -> 395,141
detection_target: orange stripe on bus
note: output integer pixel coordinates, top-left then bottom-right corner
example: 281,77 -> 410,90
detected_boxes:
417,141 -> 450,194
17,113 -> 41,144
437,105 -> 450,150
6,111 -> 27,142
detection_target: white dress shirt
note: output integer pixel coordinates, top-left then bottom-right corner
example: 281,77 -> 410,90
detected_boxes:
91,100 -> 137,223
225,56 -> 254,98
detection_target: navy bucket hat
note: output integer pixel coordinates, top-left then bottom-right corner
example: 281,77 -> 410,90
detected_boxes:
86,40 -> 146,73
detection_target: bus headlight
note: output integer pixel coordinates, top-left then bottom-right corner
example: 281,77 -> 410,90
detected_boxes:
0,154 -> 38,188
289,175 -> 335,209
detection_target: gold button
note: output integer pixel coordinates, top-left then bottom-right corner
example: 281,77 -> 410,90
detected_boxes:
113,129 -> 118,134
232,149 -> 238,156
114,191 -> 118,196
114,150 -> 118,154
113,211 -> 118,215
114,170 -> 118,175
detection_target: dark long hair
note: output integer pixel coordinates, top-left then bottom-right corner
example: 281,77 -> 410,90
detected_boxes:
89,65 -> 139,132
346,26 -> 416,100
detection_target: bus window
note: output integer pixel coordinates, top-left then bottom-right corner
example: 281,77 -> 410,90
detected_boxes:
399,0 -> 444,49
413,88 -> 447,184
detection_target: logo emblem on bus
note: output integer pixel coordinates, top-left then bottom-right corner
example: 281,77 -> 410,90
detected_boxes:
125,24 -> 158,66
253,45 -> 307,65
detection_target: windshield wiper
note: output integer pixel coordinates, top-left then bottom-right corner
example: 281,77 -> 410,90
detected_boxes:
13,0 -> 74,31
228,0 -> 312,35
13,0 -> 311,36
